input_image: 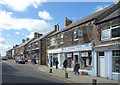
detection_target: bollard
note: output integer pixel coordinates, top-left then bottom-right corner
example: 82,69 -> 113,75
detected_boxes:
92,79 -> 97,85
50,69 -> 52,73
65,72 -> 68,78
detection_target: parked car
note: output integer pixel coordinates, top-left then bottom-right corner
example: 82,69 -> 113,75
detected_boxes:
2,57 -> 8,60
16,58 -> 25,64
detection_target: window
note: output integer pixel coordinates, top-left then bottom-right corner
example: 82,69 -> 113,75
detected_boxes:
60,34 -> 63,44
74,29 -> 78,40
50,37 -> 56,46
81,51 -> 92,70
35,42 -> 39,48
112,50 -> 120,73
101,24 -> 120,40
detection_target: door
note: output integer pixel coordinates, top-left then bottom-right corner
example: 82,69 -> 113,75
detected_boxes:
99,52 -> 105,77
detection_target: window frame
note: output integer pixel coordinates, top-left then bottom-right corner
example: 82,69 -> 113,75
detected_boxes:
60,34 -> 63,44
50,37 -> 56,46
101,24 -> 120,41
73,29 -> 79,41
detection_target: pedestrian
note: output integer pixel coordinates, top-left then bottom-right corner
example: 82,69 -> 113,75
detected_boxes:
31,57 -> 35,66
63,58 -> 68,72
55,59 -> 59,69
25,57 -> 28,64
74,61 -> 80,75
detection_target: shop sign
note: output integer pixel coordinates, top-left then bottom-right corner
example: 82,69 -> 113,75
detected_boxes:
81,52 -> 88,57
67,53 -> 72,57
63,43 -> 92,51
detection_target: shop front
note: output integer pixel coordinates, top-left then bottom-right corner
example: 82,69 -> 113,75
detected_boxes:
47,48 -> 65,69
94,43 -> 120,81
62,43 -> 94,75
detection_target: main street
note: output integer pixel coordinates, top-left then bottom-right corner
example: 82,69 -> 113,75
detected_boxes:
1,60 -> 67,84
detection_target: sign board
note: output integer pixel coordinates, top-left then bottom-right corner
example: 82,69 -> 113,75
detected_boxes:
81,52 -> 88,57
67,53 -> 72,57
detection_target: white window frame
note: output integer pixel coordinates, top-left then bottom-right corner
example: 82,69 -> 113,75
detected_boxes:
74,29 -> 78,41
101,24 -> 120,41
60,34 -> 63,44
50,37 -> 56,46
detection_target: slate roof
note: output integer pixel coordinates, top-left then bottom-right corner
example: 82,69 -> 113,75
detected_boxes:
29,30 -> 55,44
48,4 -> 114,37
96,8 -> 120,24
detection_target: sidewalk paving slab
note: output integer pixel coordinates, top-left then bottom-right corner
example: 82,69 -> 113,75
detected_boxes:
36,65 -> 119,84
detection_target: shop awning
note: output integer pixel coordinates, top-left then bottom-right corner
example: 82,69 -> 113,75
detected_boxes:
94,43 -> 120,51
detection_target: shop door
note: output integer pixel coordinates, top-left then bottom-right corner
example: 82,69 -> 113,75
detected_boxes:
99,52 -> 105,77
75,55 -> 78,63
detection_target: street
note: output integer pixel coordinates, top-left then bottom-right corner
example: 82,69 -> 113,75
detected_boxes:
1,60 -> 67,84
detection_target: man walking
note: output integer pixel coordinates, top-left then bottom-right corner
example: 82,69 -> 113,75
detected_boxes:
74,61 -> 80,75
63,58 -> 68,72
55,59 -> 59,69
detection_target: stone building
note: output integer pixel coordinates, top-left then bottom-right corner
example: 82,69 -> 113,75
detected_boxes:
27,25 -> 58,65
46,1 -> 120,80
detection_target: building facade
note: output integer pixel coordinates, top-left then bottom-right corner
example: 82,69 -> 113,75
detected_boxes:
46,2 -> 120,81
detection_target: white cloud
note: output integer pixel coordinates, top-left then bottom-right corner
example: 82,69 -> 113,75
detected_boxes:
0,10 -> 52,33
28,32 -> 34,39
0,37 -> 11,56
93,5 -> 110,12
0,0 -> 46,12
0,38 -> 5,44
38,10 -> 52,20
15,32 -> 20,35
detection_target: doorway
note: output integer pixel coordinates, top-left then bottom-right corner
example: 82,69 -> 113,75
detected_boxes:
98,52 -> 105,77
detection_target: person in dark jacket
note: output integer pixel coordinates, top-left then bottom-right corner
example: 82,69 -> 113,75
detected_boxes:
74,61 -> 80,75
55,59 -> 59,69
63,59 -> 68,72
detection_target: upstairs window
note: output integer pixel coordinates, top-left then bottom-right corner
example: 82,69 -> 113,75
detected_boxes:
101,24 -> 120,41
50,37 -> 56,46
35,42 -> 39,48
74,29 -> 78,40
60,34 -> 63,44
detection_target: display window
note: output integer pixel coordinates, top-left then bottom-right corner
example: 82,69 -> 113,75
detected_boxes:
112,50 -> 120,73
52,54 -> 58,66
67,53 -> 73,68
81,51 -> 92,70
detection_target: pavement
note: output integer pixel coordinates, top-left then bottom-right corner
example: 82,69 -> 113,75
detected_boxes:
34,64 -> 119,84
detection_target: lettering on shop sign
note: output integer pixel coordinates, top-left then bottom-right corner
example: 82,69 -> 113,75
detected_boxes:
63,44 -> 91,51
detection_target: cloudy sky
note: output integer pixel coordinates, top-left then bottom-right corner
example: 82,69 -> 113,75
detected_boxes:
0,0 -> 114,56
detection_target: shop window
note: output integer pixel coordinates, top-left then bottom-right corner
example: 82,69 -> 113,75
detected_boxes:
112,50 -> 120,73
50,37 -> 56,46
60,34 -> 63,44
101,24 -> 120,41
67,53 -> 73,68
81,51 -> 92,70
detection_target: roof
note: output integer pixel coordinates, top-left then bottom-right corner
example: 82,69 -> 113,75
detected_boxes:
29,30 -> 55,44
48,4 -> 114,37
16,39 -> 33,48
96,8 -> 120,24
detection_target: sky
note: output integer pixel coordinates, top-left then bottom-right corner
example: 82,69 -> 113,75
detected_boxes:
0,0 -> 115,56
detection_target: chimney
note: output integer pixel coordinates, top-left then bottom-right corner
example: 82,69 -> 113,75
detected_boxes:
54,24 -> 59,31
22,39 -> 25,43
26,38 -> 30,41
34,32 -> 43,39
115,0 -> 120,4
64,17 -> 72,27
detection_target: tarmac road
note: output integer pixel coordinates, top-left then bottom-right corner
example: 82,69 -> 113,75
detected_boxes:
1,60 -> 68,84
